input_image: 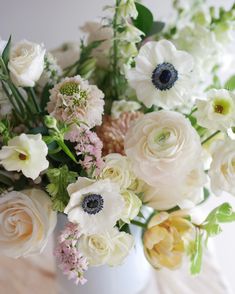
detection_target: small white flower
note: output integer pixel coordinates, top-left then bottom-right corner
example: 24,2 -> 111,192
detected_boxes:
126,40 -> 194,109
118,0 -> 138,19
64,177 -> 125,235
121,190 -> 142,223
124,110 -> 202,187
8,40 -> 45,87
194,89 -> 235,131
0,189 -> 57,258
209,139 -> 235,197
111,100 -> 141,119
99,153 -> 136,190
78,227 -> 134,266
117,22 -> 144,43
0,134 -> 49,180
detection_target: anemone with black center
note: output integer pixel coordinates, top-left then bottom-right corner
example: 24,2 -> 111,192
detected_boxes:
151,62 -> 178,91
82,194 -> 104,215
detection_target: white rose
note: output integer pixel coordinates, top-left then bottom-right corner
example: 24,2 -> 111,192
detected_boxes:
0,133 -> 49,180
0,189 -> 57,258
144,163 -> 206,210
121,190 -> 142,223
111,100 -> 141,119
99,153 -> 135,191
209,139 -> 235,197
78,227 -> 134,266
194,89 -> 235,131
0,38 -> 7,55
64,177 -> 125,235
8,40 -> 45,87
124,110 -> 202,187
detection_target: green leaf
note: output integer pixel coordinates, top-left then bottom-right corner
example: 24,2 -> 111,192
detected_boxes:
225,75 -> 235,91
0,171 -> 14,186
46,165 -> 77,212
133,2 -> 153,35
147,21 -> 165,36
190,230 -> 203,275
199,188 -> 210,205
1,36 -> 11,65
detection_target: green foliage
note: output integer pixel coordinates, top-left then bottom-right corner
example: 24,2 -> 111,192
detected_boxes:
133,2 -> 153,35
148,21 -> 165,37
189,229 -> 203,275
225,75 -> 235,91
1,36 -> 11,65
46,165 -> 77,212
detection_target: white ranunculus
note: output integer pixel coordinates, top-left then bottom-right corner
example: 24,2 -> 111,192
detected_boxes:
209,139 -> 235,197
78,227 -> 134,266
124,110 -> 202,187
64,177 -> 125,235
111,100 -> 141,119
0,189 -> 57,258
143,163 -> 206,210
99,153 -> 135,191
8,40 -> 45,87
126,40 -> 194,109
121,190 -> 142,223
0,38 -> 7,55
0,134 -> 49,180
194,89 -> 235,131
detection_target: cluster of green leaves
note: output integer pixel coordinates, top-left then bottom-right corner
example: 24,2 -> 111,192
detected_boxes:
46,165 -> 77,212
189,203 -> 235,275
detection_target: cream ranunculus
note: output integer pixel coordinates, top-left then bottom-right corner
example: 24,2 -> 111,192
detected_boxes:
99,153 -> 135,191
143,211 -> 193,270
124,110 -> 202,187
194,89 -> 235,131
0,189 -> 57,258
143,163 -> 206,210
121,190 -> 142,224
8,40 -> 45,87
0,134 -> 49,180
64,177 -> 125,235
209,139 -> 235,197
78,227 -> 134,266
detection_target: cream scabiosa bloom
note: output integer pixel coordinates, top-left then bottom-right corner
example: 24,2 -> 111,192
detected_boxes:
124,110 -> 202,187
64,177 -> 125,235
194,89 -> 235,131
78,227 -> 134,267
8,40 -> 45,87
47,75 -> 104,128
209,139 -> 235,197
0,189 -> 56,258
126,40 -> 194,109
0,134 -> 49,180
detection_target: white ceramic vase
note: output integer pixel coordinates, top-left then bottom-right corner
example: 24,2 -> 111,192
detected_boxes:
55,213 -> 153,294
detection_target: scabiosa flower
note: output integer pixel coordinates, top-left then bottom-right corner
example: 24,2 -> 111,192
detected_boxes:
66,125 -> 103,175
126,40 -> 194,109
64,177 -> 125,235
47,75 -> 104,128
96,111 -> 143,156
55,222 -> 88,285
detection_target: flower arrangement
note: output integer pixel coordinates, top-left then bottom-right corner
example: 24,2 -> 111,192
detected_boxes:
1,0 -> 235,287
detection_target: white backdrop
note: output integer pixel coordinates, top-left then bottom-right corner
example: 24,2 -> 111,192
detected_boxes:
1,0 -> 235,292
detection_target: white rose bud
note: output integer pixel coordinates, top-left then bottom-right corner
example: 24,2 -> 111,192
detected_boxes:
78,227 -> 134,266
121,190 -> 142,223
0,189 -> 57,258
8,40 -> 45,87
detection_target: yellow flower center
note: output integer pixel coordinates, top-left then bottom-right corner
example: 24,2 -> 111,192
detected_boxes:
213,98 -> 231,115
59,82 -> 80,96
18,153 -> 27,161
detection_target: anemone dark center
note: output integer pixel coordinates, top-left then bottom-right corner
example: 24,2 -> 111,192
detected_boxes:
151,62 -> 178,91
82,194 -> 104,215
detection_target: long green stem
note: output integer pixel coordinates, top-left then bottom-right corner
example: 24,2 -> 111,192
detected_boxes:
202,130 -> 220,145
131,220 -> 147,229
28,87 -> 41,113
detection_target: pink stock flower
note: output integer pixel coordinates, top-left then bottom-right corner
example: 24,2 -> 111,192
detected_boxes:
54,222 -> 88,286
